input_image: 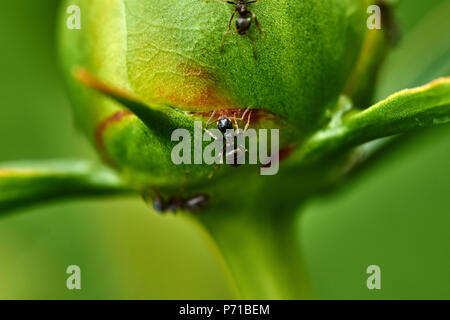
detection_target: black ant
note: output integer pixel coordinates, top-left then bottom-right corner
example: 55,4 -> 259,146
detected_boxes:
202,107 -> 253,166
152,193 -> 210,213
210,0 -> 264,59
143,176 -> 210,213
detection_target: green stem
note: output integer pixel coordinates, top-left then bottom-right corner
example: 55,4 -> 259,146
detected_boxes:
197,203 -> 312,300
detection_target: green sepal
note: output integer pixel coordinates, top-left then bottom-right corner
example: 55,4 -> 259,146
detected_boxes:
0,160 -> 131,214
292,77 -> 450,164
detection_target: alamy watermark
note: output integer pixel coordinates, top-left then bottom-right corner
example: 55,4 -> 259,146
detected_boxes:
66,265 -> 81,290
366,265 -> 381,290
171,121 -> 280,176
66,5 -> 81,30
66,4 -> 384,31
367,5 -> 382,30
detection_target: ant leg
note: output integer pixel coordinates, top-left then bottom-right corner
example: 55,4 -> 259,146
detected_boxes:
225,148 -> 248,165
250,11 -> 264,38
225,149 -> 239,157
247,32 -> 258,59
206,110 -> 217,126
141,188 -> 153,205
215,151 -> 224,164
229,107 -> 250,122
228,8 -> 238,30
243,109 -> 253,133
220,30 -> 238,53
218,0 -> 238,4
240,107 -> 250,121
232,112 -> 240,130
201,126 -> 218,140
147,187 -> 167,212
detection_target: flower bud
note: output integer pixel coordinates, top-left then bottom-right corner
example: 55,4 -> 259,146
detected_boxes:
59,0 -> 373,190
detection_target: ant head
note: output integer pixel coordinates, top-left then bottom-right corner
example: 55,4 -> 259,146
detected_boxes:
217,117 -> 233,134
152,197 -> 165,212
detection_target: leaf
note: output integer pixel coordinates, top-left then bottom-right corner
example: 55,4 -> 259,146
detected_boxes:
343,0 -> 400,109
330,0 -> 450,191
74,67 -> 179,136
293,77 -> 450,163
0,160 -> 131,214
377,0 -> 450,98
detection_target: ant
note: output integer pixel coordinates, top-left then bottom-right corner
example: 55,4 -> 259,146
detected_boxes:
143,176 -> 210,213
209,0 -> 264,59
202,107 -> 253,166
152,193 -> 210,213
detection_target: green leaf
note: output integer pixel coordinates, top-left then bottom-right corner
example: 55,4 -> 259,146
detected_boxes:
292,77 -> 450,163
74,67 -> 181,136
343,0 -> 400,108
0,160 -> 131,214
377,0 -> 450,97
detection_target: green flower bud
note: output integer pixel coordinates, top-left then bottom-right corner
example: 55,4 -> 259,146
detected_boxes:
58,0 -> 380,191
0,0 -> 447,300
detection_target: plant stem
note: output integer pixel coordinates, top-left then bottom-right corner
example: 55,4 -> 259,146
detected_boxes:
197,201 -> 312,299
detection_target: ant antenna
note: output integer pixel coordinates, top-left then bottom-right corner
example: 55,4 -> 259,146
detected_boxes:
206,110 -> 217,127
228,107 -> 250,121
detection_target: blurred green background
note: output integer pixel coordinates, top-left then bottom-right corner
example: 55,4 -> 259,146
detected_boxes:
0,0 -> 448,299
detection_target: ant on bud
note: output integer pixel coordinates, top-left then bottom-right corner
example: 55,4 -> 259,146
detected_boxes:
152,193 -> 210,213
143,176 -> 210,213
207,0 -> 264,59
202,107 -> 253,166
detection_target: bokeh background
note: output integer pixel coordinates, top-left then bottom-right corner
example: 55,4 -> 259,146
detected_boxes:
0,0 -> 449,299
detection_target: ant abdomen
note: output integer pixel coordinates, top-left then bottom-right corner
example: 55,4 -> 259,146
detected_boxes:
216,0 -> 264,59
218,118 -> 233,134
236,17 -> 251,34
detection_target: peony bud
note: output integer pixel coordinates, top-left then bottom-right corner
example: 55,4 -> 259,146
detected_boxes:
58,0 -> 372,191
